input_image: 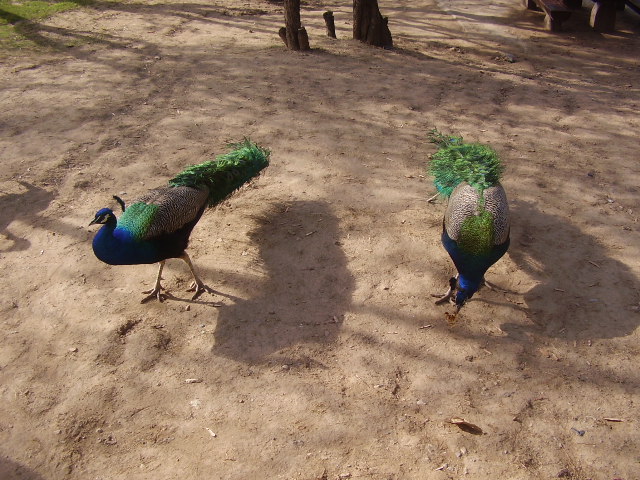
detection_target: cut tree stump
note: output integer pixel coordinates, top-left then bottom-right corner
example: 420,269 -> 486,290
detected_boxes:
298,27 -> 310,50
323,11 -> 337,38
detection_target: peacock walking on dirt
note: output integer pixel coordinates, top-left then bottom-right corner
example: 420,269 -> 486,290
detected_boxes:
89,139 -> 270,303
428,130 -> 510,312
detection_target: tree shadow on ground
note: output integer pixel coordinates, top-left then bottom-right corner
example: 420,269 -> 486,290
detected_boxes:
0,457 -> 45,480
2,1 -> 278,53
212,200 -> 354,364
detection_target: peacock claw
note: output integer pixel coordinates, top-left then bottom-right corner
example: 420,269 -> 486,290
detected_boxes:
186,281 -> 214,300
141,287 -> 166,303
433,293 -> 453,305
433,276 -> 458,305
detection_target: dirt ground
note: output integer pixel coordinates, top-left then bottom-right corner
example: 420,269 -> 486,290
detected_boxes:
1,0 -> 639,479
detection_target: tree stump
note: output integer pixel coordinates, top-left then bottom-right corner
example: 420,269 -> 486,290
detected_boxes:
278,27 -> 288,45
323,11 -> 337,38
298,27 -> 310,50
353,0 -> 392,48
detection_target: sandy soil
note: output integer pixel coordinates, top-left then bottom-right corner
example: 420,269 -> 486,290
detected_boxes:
1,0 -> 639,479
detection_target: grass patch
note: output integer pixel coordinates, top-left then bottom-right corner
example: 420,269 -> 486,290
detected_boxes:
0,0 -> 93,49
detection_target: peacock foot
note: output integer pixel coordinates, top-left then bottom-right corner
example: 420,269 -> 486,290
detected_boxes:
433,292 -> 454,305
187,281 -> 214,301
432,276 -> 458,305
141,286 -> 166,303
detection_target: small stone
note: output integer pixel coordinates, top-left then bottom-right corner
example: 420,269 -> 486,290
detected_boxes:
69,347 -> 78,353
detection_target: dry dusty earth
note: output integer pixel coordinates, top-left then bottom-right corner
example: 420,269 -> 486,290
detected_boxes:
1,0 -> 640,479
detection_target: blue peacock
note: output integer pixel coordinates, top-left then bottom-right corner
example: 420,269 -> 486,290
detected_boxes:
428,130 -> 510,312
89,139 -> 270,303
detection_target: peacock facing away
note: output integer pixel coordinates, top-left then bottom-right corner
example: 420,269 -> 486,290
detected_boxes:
89,139 -> 270,303
428,130 -> 510,312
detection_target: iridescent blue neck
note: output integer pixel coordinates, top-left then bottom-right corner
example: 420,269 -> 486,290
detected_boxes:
455,274 -> 483,307
92,217 -> 158,265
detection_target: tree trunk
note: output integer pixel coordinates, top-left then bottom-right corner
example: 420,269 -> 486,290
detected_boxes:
353,0 -> 392,48
282,0 -> 310,50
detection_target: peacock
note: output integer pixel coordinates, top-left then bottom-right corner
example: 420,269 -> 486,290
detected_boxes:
428,130 -> 510,312
89,139 -> 270,303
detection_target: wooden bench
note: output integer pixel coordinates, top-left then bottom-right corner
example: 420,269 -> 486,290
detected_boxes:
523,0 -> 575,31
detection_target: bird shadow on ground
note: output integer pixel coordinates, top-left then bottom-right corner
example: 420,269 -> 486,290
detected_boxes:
502,199 -> 639,340
0,181 -> 54,252
157,291 -> 224,307
211,200 -> 355,364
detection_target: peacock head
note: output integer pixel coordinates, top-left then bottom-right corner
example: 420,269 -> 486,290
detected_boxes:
455,275 -> 482,308
89,208 -> 116,226
454,288 -> 473,308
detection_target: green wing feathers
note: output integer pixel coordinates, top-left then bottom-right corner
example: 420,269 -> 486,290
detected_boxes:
428,129 -> 503,198
169,139 -> 270,206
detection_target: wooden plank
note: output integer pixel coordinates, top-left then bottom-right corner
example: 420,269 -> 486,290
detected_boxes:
527,0 -> 572,31
626,0 -> 640,14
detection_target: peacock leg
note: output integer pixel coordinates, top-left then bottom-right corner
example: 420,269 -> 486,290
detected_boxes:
180,252 -> 213,300
433,275 -> 458,304
141,261 -> 166,303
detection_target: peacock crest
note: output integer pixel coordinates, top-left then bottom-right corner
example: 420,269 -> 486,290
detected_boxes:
428,129 -> 504,198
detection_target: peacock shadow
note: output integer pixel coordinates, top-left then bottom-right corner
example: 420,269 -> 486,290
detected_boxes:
501,199 -> 639,340
0,181 -> 54,252
211,200 -> 355,364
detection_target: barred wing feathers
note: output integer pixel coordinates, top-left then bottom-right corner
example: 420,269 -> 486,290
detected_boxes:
115,186 -> 208,241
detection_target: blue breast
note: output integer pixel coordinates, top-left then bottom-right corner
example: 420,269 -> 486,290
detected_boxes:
92,223 -> 161,265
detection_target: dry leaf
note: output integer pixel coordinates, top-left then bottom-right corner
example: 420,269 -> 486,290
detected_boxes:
450,418 -> 484,435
